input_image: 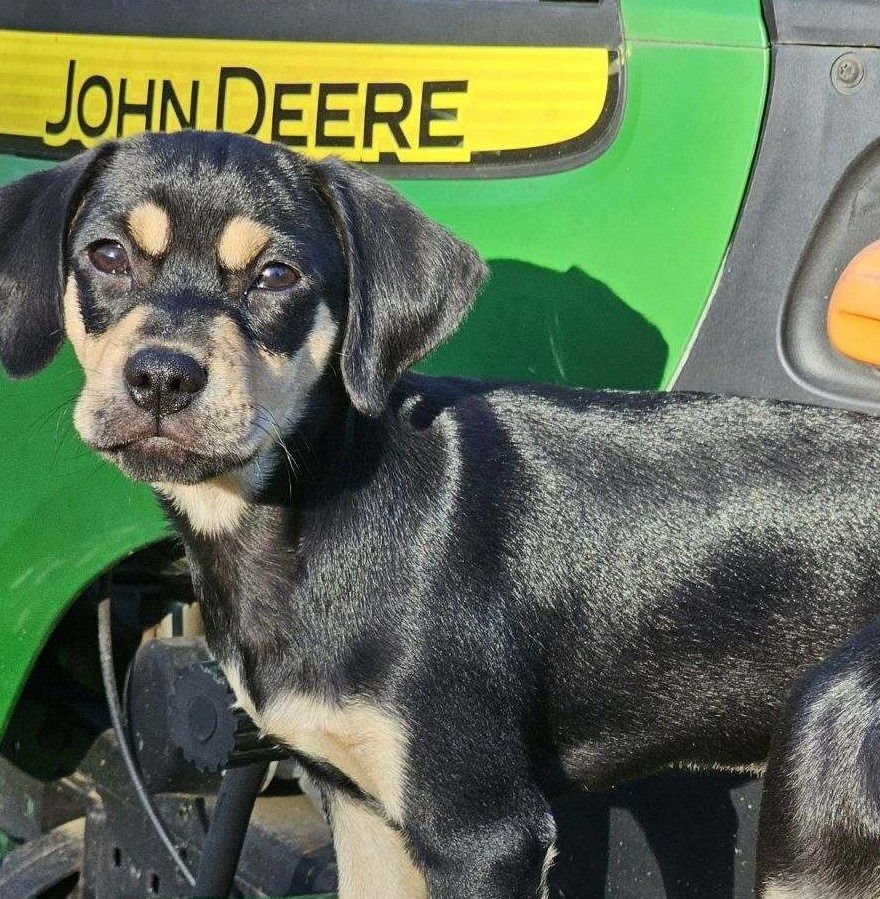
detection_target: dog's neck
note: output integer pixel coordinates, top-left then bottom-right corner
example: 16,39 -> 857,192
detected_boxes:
153,373 -> 455,697
161,404 -> 410,681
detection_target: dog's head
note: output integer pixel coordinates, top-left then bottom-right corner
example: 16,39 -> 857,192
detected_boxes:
0,132 -> 485,485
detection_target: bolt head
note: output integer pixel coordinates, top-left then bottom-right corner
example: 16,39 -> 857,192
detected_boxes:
833,53 -> 865,94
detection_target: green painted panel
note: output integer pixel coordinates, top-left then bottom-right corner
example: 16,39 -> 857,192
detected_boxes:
0,15 -> 768,735
411,40 -> 768,391
0,343 -> 168,733
623,0 -> 767,47
0,155 -> 49,181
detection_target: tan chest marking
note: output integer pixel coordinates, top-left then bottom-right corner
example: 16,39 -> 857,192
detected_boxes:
217,216 -> 271,271
262,690 -> 410,821
330,793 -> 427,899
222,668 -> 409,822
127,202 -> 171,257
156,473 -> 251,537
222,665 -> 260,722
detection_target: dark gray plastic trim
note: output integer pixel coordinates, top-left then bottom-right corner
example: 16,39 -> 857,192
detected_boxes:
674,43 -> 880,413
763,0 -> 880,47
0,0 -> 620,49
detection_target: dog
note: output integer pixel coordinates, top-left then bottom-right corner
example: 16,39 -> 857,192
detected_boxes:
2,130 -> 880,898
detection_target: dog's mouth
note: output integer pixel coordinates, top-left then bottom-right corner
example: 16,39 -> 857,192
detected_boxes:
94,431 -> 254,485
98,433 -> 193,455
92,421 -> 202,457
77,394 -> 275,486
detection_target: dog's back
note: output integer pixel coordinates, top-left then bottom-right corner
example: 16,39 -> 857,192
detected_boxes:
369,376 -> 880,790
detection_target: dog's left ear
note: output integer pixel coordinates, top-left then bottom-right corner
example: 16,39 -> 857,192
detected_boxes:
314,157 -> 488,416
0,144 -> 114,378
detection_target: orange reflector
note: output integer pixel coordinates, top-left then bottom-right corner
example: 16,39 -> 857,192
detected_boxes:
828,239 -> 880,366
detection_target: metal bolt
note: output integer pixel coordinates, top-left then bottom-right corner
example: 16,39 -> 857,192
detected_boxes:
832,53 -> 865,94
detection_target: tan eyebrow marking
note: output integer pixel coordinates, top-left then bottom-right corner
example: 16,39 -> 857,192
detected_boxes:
217,215 -> 272,271
127,202 -> 171,257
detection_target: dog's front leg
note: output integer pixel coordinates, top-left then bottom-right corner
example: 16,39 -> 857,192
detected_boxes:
400,768 -> 557,899
326,783 -> 556,899
756,615 -> 880,899
411,810 -> 557,899
328,790 -> 428,899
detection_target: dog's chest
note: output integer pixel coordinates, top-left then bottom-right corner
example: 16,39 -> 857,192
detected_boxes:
222,662 -> 409,820
184,509 -> 411,817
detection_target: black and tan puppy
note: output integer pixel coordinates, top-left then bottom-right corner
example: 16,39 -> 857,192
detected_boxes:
2,131 -> 880,899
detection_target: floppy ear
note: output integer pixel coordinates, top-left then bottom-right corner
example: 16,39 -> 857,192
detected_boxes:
0,144 -> 114,377
314,157 -> 488,416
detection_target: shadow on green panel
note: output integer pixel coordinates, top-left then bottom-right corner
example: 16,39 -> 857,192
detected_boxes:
420,259 -> 669,390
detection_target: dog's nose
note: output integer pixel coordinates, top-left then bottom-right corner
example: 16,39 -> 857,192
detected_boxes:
124,347 -> 207,415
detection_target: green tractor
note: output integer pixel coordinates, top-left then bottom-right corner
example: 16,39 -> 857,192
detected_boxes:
0,0 -> 877,895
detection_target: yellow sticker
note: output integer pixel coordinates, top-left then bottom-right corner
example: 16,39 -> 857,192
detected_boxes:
0,30 -> 612,165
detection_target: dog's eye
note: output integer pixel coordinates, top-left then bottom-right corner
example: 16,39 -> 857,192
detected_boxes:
254,262 -> 301,291
88,241 -> 130,276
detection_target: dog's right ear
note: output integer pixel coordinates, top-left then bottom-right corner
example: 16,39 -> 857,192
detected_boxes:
313,156 -> 487,416
0,144 -> 114,377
